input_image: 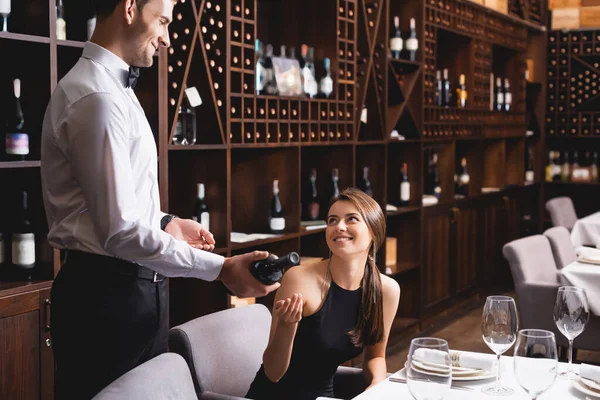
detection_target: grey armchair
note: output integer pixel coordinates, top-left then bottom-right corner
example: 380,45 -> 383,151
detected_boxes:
92,353 -> 197,400
169,304 -> 366,400
545,197 -> 578,231
543,226 -> 576,269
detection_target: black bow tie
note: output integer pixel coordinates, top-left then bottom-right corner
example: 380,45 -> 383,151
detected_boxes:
128,66 -> 140,89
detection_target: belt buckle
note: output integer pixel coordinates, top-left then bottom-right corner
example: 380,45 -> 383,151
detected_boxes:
152,272 -> 159,283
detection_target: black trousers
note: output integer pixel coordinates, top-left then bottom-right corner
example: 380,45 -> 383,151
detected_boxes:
50,252 -> 169,400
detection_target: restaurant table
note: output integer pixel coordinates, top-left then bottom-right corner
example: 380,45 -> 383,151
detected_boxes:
352,352 -> 591,399
571,212 -> 600,247
560,261 -> 600,316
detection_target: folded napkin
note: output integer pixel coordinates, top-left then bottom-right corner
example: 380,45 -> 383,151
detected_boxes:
581,364 -> 600,384
576,246 -> 600,265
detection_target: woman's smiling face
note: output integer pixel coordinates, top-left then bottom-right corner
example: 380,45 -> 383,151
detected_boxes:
326,200 -> 372,258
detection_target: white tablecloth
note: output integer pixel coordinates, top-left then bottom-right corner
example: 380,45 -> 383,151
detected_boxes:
352,352 -> 589,399
572,212 -> 600,247
560,261 -> 600,316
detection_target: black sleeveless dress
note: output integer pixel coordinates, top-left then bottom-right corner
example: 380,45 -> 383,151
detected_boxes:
246,280 -> 363,400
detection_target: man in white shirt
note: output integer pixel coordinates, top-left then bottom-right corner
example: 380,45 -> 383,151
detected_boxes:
41,0 -> 278,398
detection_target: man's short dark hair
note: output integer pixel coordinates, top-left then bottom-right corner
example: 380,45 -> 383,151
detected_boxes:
94,0 -> 151,18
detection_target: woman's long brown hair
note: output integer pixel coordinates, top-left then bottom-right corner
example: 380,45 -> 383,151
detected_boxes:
330,187 -> 385,347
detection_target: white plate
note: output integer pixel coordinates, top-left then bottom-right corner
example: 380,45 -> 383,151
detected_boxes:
403,362 -> 496,381
581,377 -> 600,392
573,378 -> 600,398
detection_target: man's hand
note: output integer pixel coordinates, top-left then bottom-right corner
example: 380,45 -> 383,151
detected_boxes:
219,251 -> 280,298
165,218 -> 215,251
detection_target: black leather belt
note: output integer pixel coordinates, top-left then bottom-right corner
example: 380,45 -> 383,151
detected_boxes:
64,250 -> 166,282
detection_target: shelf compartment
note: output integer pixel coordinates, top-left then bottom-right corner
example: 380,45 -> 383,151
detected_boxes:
482,139 -> 506,192
455,140 -> 483,198
0,31 -> 49,44
388,142 -> 422,208
356,144 -> 386,208
0,0 -> 49,38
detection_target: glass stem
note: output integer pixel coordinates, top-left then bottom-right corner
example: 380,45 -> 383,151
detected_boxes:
2,16 -> 6,32
568,339 -> 574,373
495,353 -> 501,389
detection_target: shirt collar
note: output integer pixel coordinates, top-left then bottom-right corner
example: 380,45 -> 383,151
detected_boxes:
81,41 -> 131,88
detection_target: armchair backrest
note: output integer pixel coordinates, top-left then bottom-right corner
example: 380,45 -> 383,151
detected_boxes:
543,226 -> 576,269
545,197 -> 577,231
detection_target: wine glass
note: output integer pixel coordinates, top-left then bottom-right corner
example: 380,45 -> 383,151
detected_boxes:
406,337 -> 452,400
481,295 -> 519,395
0,0 -> 10,32
553,286 -> 590,378
514,329 -> 558,399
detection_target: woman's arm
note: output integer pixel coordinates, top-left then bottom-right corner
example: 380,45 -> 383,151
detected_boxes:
362,275 -> 401,389
262,268 -> 305,383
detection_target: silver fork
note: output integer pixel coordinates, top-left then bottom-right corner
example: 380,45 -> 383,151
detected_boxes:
389,376 -> 475,392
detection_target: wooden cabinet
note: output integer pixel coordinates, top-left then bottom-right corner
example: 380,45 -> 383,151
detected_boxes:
0,284 -> 53,400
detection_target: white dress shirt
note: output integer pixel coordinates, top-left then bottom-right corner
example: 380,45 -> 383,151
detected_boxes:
41,42 -> 224,280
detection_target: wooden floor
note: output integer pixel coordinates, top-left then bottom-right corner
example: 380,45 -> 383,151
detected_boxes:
385,297 -> 600,373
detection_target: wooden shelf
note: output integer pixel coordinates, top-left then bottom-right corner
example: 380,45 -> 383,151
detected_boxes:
386,206 -> 422,216
57,39 -> 85,48
388,262 -> 420,276
0,31 -> 50,44
230,232 -> 299,250
0,160 -> 41,169
299,227 -> 326,237
0,280 -> 53,298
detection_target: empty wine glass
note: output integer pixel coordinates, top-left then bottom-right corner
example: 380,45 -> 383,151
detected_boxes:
553,286 -> 590,379
481,295 -> 519,395
514,329 -> 558,400
406,337 -> 452,400
0,0 -> 10,32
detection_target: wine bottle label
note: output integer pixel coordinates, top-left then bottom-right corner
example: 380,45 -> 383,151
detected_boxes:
497,93 -> 504,104
12,233 -> 35,268
460,174 -> 470,185
572,167 -> 590,180
460,90 -> 467,101
525,171 -> 534,183
434,186 -> 442,194
256,64 -> 266,92
184,87 -> 203,107
405,38 -> 418,51
390,38 -> 403,52
56,18 -> 67,40
200,212 -> 210,231
360,108 -> 368,124
400,182 -> 410,201
270,217 -> 285,231
6,133 -> 29,155
320,78 -> 333,97
504,93 -> 512,105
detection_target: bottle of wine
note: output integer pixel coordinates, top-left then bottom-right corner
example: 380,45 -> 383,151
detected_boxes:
269,180 -> 285,233
255,40 -> 266,95
361,167 -> 373,197
264,44 -> 278,95
5,79 -> 29,161
430,153 -> 442,198
400,162 -> 410,206
280,45 -> 286,58
319,57 -> 334,98
435,70 -> 442,106
442,69 -> 450,107
503,78 -> 512,112
406,18 -> 418,62
302,46 -> 318,98
250,252 -> 300,285
455,157 -> 470,197
456,74 -> 467,108
525,146 -> 535,184
561,151 -> 570,182
12,191 -> 35,276
0,0 -> 10,32
592,151 -> 599,182
359,107 -> 368,137
331,168 -> 341,202
174,96 -> 196,145
494,77 -> 504,111
56,0 -> 66,40
193,183 -> 210,231
305,168 -> 320,220
390,16 -> 403,59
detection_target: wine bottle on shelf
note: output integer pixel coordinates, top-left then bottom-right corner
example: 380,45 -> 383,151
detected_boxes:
302,46 -> 318,98
305,168 -> 320,221
56,0 -> 66,40
255,40 -> 267,95
0,0 -> 10,32
319,58 -> 334,98
174,94 -> 197,145
494,77 -> 504,111
390,16 -> 403,59
359,107 -> 368,137
435,70 -> 442,106
428,153 -> 442,199
12,191 -> 35,277
561,151 -> 570,183
525,147 -> 535,184
361,167 -> 374,197
455,157 -> 470,197
442,69 -> 450,107
280,45 -> 286,58
250,252 -> 300,285
406,18 -> 418,62
299,44 -> 308,70
5,79 -> 29,161
400,162 -> 410,206
592,152 -> 599,182
264,44 -> 278,95
192,183 -> 210,231
503,78 -> 512,112
331,168 -> 341,202
456,74 -> 467,108
289,47 -> 296,60
269,180 -> 285,233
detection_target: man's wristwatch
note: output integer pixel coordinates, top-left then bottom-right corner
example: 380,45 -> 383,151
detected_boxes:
161,214 -> 177,231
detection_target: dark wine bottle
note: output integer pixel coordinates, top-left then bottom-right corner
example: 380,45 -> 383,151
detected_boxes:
331,168 -> 341,202
305,168 -> 320,220
361,166 -> 373,197
406,18 -> 418,62
503,78 -> 512,112
442,69 -> 450,107
435,70 -> 442,106
193,183 -> 210,230
400,162 -> 410,206
251,252 -> 300,285
525,146 -> 535,184
494,77 -> 504,111
5,79 -> 29,161
455,157 -> 470,197
12,190 -> 35,276
390,16 -> 403,59
359,107 -> 367,138
269,180 -> 285,233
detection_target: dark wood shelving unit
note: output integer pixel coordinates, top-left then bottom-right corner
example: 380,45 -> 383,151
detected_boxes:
0,160 -> 42,168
